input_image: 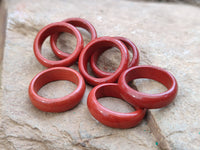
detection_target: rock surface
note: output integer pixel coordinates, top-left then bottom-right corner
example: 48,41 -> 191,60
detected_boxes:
0,0 -> 158,150
0,0 -> 200,150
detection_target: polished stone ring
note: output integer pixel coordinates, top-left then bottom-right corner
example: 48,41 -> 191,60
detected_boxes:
29,67 -> 85,112
118,65 -> 178,109
78,36 -> 129,86
87,83 -> 146,128
90,36 -> 139,77
50,17 -> 97,59
33,22 -> 83,67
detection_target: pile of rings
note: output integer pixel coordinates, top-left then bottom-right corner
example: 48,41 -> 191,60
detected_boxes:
29,18 -> 178,129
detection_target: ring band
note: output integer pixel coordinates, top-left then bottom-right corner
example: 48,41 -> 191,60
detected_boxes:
50,18 -> 97,59
78,36 -> 129,86
29,67 -> 85,112
118,65 -> 178,109
87,83 -> 146,128
33,22 -> 83,67
90,36 -> 139,77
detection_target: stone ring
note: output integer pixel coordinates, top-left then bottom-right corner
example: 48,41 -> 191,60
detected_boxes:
118,65 -> 178,109
90,36 -> 139,77
78,36 -> 129,86
33,22 -> 83,67
87,83 -> 146,128
29,67 -> 85,112
50,18 -> 97,59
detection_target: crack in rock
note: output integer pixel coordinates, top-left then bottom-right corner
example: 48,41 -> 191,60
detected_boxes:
147,110 -> 171,150
166,130 -> 184,138
54,124 -> 114,150
0,117 -> 49,149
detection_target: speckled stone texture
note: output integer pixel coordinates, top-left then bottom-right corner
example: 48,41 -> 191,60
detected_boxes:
0,0 -> 200,150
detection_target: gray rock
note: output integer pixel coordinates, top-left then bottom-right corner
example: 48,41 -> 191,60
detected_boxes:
130,0 -> 200,7
183,0 -> 200,6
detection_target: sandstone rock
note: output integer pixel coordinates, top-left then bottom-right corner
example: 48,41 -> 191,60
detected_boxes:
0,0 -> 158,149
1,0 -> 200,149
126,3 -> 200,149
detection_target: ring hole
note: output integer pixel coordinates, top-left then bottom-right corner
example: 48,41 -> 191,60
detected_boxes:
41,37 -> 60,61
77,27 -> 91,46
57,32 -> 77,54
38,80 -> 77,99
98,97 -> 135,113
129,79 -> 168,94
97,47 -> 121,73
126,44 -> 133,64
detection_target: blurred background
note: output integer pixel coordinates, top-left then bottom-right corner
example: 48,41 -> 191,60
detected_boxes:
129,0 -> 200,6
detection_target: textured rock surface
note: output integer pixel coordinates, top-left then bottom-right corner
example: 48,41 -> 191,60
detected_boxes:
0,0 -> 7,148
0,0 -> 158,150
127,3 -> 200,150
1,0 -> 200,150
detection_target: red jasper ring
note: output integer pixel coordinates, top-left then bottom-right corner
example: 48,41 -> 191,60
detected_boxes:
87,83 -> 146,128
29,67 -> 85,112
118,66 -> 178,109
50,18 -> 97,59
90,36 -> 139,77
34,22 -> 83,68
78,36 -> 129,86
